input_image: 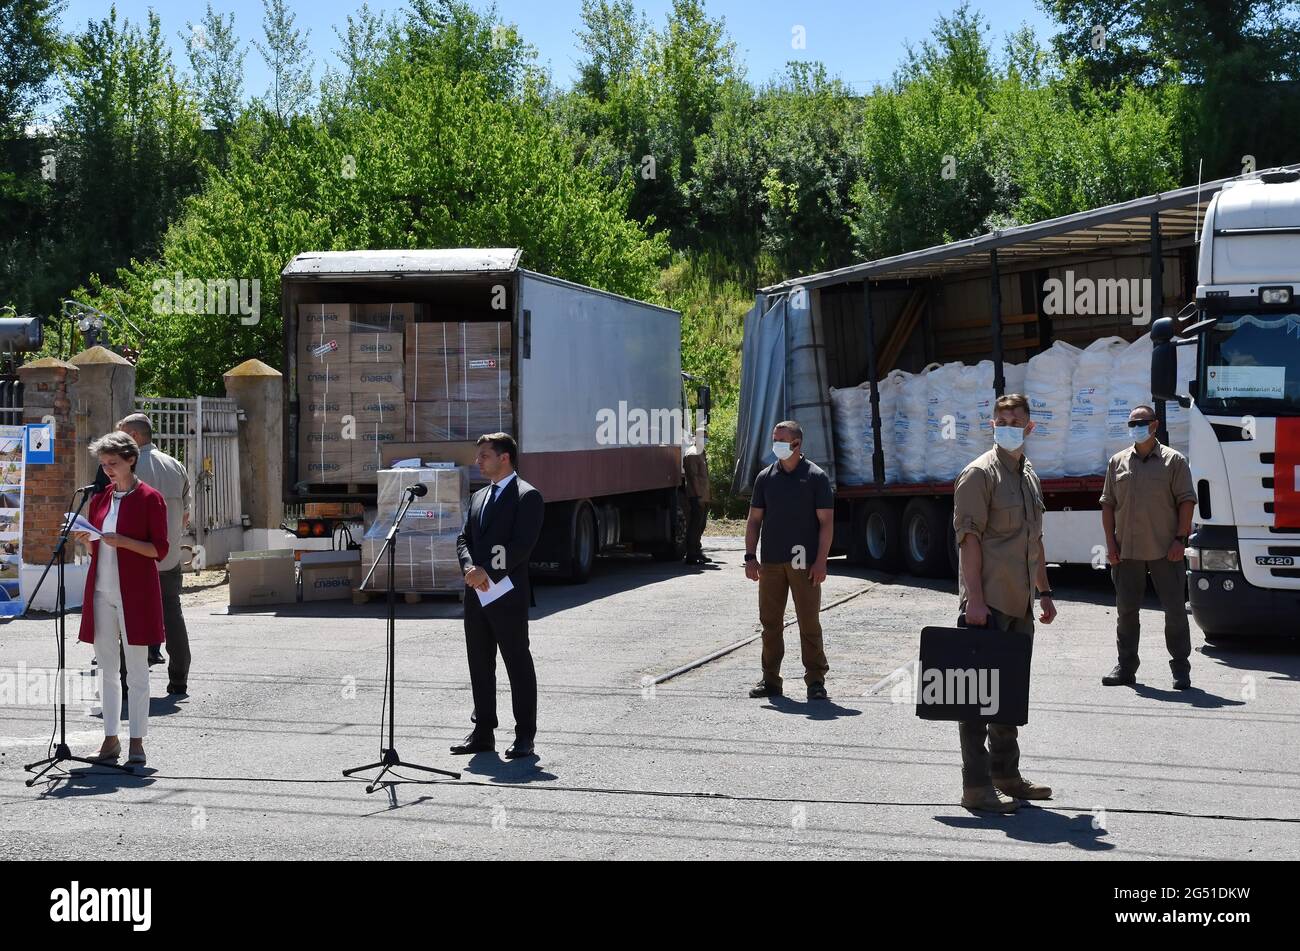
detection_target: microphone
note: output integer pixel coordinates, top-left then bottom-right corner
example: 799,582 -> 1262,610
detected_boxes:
405,483 -> 428,498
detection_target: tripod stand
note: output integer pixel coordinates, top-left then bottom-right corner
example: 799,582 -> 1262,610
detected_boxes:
24,484 -> 134,785
344,485 -> 460,793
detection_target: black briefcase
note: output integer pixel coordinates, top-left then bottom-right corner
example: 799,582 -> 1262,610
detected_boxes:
914,620 -> 1033,726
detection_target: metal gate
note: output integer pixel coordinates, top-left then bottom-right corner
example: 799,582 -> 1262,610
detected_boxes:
135,396 -> 242,567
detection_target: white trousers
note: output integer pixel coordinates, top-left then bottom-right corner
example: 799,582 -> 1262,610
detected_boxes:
93,594 -> 150,739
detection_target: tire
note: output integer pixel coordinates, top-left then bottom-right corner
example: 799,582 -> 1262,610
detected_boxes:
651,488 -> 689,561
862,499 -> 903,571
569,502 -> 597,583
902,498 -> 951,578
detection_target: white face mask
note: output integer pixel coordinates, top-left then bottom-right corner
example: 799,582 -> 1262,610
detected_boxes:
1133,422 -> 1156,445
772,441 -> 794,461
993,425 -> 1025,452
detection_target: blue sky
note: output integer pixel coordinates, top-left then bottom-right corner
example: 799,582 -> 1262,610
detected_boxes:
56,0 -> 1057,106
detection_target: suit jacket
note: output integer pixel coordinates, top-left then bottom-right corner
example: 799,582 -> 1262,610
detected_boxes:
78,481 -> 170,646
456,474 -> 544,615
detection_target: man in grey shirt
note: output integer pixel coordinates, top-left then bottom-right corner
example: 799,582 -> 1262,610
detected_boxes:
119,413 -> 193,694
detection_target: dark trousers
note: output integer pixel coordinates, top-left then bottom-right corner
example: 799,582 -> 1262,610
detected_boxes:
160,565 -> 190,686
1111,558 -> 1190,677
958,607 -> 1034,788
685,497 -> 707,559
464,596 -> 537,741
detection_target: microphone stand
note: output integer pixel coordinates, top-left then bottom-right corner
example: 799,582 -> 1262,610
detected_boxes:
343,485 -> 459,793
25,485 -> 134,784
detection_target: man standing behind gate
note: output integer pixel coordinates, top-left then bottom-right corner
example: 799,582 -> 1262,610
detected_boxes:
119,413 -> 192,695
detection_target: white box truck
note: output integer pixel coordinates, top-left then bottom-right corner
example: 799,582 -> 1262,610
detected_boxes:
282,249 -> 708,581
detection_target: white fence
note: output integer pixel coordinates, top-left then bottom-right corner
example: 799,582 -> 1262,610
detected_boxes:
136,396 -> 243,567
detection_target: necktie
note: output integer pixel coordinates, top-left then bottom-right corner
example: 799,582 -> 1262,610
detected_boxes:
480,483 -> 499,527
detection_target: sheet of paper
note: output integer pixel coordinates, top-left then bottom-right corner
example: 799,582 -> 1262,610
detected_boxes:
1205,365 -> 1286,400
474,573 -> 514,607
64,513 -> 101,539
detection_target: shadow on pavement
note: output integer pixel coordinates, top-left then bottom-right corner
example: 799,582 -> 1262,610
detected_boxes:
1201,639 -> 1300,683
459,751 -> 558,784
764,695 -> 862,721
33,768 -> 156,798
1130,684 -> 1245,708
935,806 -> 1115,851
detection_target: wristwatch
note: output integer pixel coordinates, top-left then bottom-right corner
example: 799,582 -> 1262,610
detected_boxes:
1039,589 -> 1053,597
744,553 -> 757,562
1175,535 -> 1189,545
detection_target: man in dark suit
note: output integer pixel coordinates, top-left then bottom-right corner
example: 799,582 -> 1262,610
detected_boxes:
453,432 -> 545,759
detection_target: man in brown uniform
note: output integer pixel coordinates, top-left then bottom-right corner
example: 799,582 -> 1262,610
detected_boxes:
952,394 -> 1057,813
683,427 -> 710,565
1099,404 -> 1197,689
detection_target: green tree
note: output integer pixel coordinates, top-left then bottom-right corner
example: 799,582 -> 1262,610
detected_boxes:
81,61 -> 667,396
252,0 -> 314,123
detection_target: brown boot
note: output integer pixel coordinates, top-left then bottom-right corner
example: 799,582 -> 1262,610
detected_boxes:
994,776 -> 1053,800
961,786 -> 1019,813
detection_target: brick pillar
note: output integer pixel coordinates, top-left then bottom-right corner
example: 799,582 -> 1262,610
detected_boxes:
68,345 -> 136,493
18,358 -> 79,567
224,359 -> 283,531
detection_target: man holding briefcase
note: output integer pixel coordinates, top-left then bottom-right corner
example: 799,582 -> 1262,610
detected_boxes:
951,394 -> 1057,813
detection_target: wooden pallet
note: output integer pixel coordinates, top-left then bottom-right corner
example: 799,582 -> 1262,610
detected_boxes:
352,586 -> 464,605
299,482 -> 378,497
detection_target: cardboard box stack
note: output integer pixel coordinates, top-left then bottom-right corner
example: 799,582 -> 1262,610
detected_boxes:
405,321 -> 512,441
361,466 -> 470,592
299,303 -> 417,484
298,303 -> 354,483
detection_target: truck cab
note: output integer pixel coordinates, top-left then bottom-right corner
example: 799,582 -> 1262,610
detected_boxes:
1152,169 -> 1300,636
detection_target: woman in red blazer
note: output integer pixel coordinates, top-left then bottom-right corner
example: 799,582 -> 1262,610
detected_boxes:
72,432 -> 170,766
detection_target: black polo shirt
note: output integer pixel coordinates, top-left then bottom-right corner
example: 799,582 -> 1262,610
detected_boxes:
751,456 -> 834,564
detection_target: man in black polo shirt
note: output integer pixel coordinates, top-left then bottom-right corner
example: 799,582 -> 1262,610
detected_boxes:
744,420 -> 835,700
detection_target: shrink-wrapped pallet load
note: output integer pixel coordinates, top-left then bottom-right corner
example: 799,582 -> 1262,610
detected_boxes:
362,467 -> 470,593
830,384 -> 871,484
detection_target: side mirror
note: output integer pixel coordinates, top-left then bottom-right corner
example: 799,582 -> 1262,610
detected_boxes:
697,385 -> 711,426
1150,322 -> 1178,403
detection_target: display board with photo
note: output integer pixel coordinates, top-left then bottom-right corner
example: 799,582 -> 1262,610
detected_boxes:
0,426 -> 25,616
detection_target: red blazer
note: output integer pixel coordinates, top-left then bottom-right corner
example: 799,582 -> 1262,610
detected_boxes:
77,481 -> 170,647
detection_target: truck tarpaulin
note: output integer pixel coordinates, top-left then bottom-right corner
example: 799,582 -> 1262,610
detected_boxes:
732,290 -> 837,496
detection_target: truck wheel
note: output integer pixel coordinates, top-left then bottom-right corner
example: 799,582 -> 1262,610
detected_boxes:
569,502 -> 597,583
863,499 -> 903,571
651,488 -> 688,561
902,498 -> 950,578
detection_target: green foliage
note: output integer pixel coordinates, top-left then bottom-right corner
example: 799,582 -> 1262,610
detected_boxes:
81,59 -> 667,396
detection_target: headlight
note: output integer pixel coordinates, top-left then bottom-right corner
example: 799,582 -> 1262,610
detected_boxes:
1187,547 -> 1239,571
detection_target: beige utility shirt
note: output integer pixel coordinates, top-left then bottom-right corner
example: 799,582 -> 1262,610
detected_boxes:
134,443 -> 191,572
953,447 -> 1045,620
1099,441 -> 1196,562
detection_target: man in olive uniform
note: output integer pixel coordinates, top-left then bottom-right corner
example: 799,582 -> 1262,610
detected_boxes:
952,394 -> 1058,813
683,427 -> 710,565
1099,404 -> 1197,689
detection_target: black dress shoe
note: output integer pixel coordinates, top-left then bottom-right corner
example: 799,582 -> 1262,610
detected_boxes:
1172,674 -> 1192,690
450,732 -> 494,755
148,648 -> 165,666
1101,664 -> 1137,686
166,683 -> 187,695
504,739 -> 535,759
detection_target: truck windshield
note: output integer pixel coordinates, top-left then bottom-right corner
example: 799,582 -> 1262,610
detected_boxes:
1198,313 -> 1300,416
